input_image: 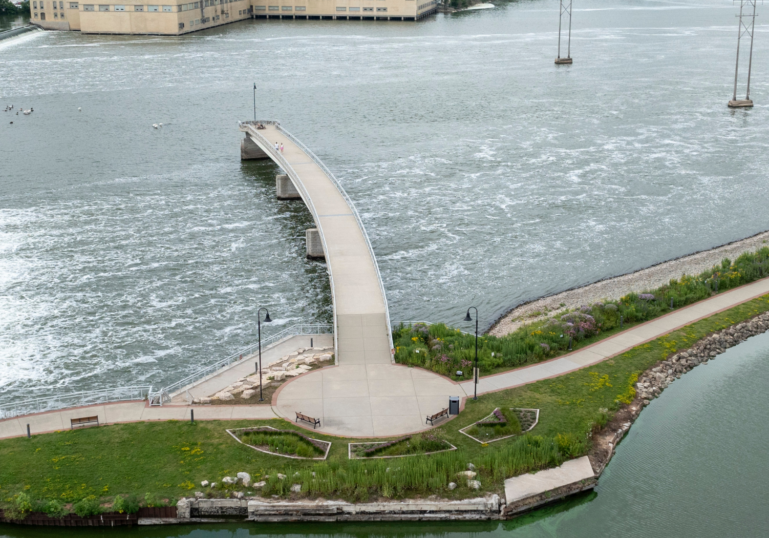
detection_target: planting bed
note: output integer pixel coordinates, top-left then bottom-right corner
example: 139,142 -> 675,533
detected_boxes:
227,426 -> 331,460
348,433 -> 456,459
460,408 -> 539,444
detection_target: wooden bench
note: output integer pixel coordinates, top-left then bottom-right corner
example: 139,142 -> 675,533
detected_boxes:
295,412 -> 321,429
70,416 -> 99,429
425,408 -> 449,426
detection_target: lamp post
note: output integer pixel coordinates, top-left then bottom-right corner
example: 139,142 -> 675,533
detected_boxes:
464,307 -> 479,400
253,83 -> 257,122
257,307 -> 272,401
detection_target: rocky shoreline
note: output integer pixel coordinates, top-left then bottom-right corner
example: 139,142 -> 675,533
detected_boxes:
490,230 -> 769,336
589,310 -> 769,475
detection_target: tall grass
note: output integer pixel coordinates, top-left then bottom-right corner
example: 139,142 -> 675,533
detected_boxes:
394,248 -> 769,377
261,435 -> 567,499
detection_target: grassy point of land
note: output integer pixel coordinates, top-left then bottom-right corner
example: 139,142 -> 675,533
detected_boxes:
2,294 -> 769,517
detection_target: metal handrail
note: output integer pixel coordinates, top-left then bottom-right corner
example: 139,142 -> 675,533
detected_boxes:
0,386 -> 153,420
240,120 -> 395,359
156,322 -> 332,403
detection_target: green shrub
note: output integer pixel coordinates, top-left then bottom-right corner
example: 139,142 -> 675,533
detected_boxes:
42,499 -> 68,518
72,497 -> 102,518
124,494 -> 141,514
241,430 -> 325,457
3,492 -> 33,520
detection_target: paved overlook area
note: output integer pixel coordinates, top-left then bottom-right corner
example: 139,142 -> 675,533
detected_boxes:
4,275 -> 769,440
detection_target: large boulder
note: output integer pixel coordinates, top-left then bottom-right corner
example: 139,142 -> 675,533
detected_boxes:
241,389 -> 256,399
237,472 -> 251,486
216,392 -> 235,401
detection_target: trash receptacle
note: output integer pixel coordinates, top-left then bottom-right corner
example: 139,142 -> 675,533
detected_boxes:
449,396 -> 460,415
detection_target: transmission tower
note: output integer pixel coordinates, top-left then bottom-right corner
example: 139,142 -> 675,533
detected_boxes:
555,0 -> 573,65
728,0 -> 759,108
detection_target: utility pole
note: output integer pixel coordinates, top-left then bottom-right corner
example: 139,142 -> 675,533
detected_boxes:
729,0 -> 759,108
555,0 -> 574,65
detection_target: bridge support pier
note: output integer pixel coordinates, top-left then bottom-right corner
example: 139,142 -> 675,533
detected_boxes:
276,174 -> 301,199
306,228 -> 325,259
241,135 -> 268,160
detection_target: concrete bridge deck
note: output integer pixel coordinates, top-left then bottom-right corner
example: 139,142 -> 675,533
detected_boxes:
240,121 -> 392,366
239,122 -> 462,436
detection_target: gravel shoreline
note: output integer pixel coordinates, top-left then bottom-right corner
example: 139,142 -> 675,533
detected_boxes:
489,230 -> 769,337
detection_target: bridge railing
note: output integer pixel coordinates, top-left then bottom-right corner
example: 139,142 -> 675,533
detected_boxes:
0,386 -> 153,420
240,120 -> 394,359
154,322 -> 333,404
239,120 -> 343,362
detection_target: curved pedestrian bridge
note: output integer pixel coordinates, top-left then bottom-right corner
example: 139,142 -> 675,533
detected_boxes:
240,121 -> 460,436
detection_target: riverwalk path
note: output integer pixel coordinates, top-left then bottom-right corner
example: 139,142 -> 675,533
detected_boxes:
4,275 -> 769,440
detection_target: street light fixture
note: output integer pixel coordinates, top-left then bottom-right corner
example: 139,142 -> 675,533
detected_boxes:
257,307 -> 272,401
464,307 -> 479,400
253,83 -> 257,122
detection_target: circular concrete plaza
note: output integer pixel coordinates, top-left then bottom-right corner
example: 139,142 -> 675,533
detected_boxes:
273,363 -> 461,438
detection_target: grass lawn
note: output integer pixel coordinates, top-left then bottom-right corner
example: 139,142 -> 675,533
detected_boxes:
3,294 -> 769,512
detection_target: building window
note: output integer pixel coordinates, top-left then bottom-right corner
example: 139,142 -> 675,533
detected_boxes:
83,3 -> 94,9
54,11 -> 58,16
114,4 -> 125,9
362,6 -> 372,10
148,4 -> 158,10
162,5 -> 172,10
294,5 -> 304,9
281,5 -> 291,10
40,1 -> 44,7
254,5 -> 265,9
60,1 -> 63,7
34,11 -> 38,17
335,6 -> 345,10
268,5 -> 278,9
349,6 -> 359,10
134,4 -> 143,9
376,6 -> 386,11
178,22 -> 184,28
98,4 -> 108,9
33,1 -> 37,7
60,9 -> 65,15
69,2 -> 78,6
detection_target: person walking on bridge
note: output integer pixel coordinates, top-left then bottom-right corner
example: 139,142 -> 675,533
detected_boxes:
280,143 -> 284,153
274,142 -> 279,151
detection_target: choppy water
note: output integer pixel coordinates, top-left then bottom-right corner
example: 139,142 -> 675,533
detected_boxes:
1,0 -> 768,398
3,330 -> 769,537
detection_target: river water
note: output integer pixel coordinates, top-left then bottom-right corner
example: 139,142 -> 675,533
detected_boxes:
1,1 -> 768,401
3,330 -> 769,537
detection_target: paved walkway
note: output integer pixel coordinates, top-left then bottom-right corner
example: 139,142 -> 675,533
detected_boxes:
0,402 -> 276,439
2,276 -> 769,440
458,276 -> 769,397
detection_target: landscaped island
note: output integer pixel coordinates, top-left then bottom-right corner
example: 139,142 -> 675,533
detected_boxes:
3,288 -> 769,523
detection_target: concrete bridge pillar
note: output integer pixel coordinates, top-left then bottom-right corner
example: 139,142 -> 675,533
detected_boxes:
276,174 -> 301,200
306,228 -> 325,259
241,135 -> 268,160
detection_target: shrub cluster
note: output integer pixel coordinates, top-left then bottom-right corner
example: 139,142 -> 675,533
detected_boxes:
240,429 -> 326,458
394,249 -> 769,376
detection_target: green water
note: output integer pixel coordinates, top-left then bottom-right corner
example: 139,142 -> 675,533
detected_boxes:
4,332 -> 769,536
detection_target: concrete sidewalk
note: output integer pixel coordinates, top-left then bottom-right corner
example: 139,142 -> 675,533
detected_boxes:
0,402 -> 277,440
460,276 -> 769,396
3,277 -> 769,440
